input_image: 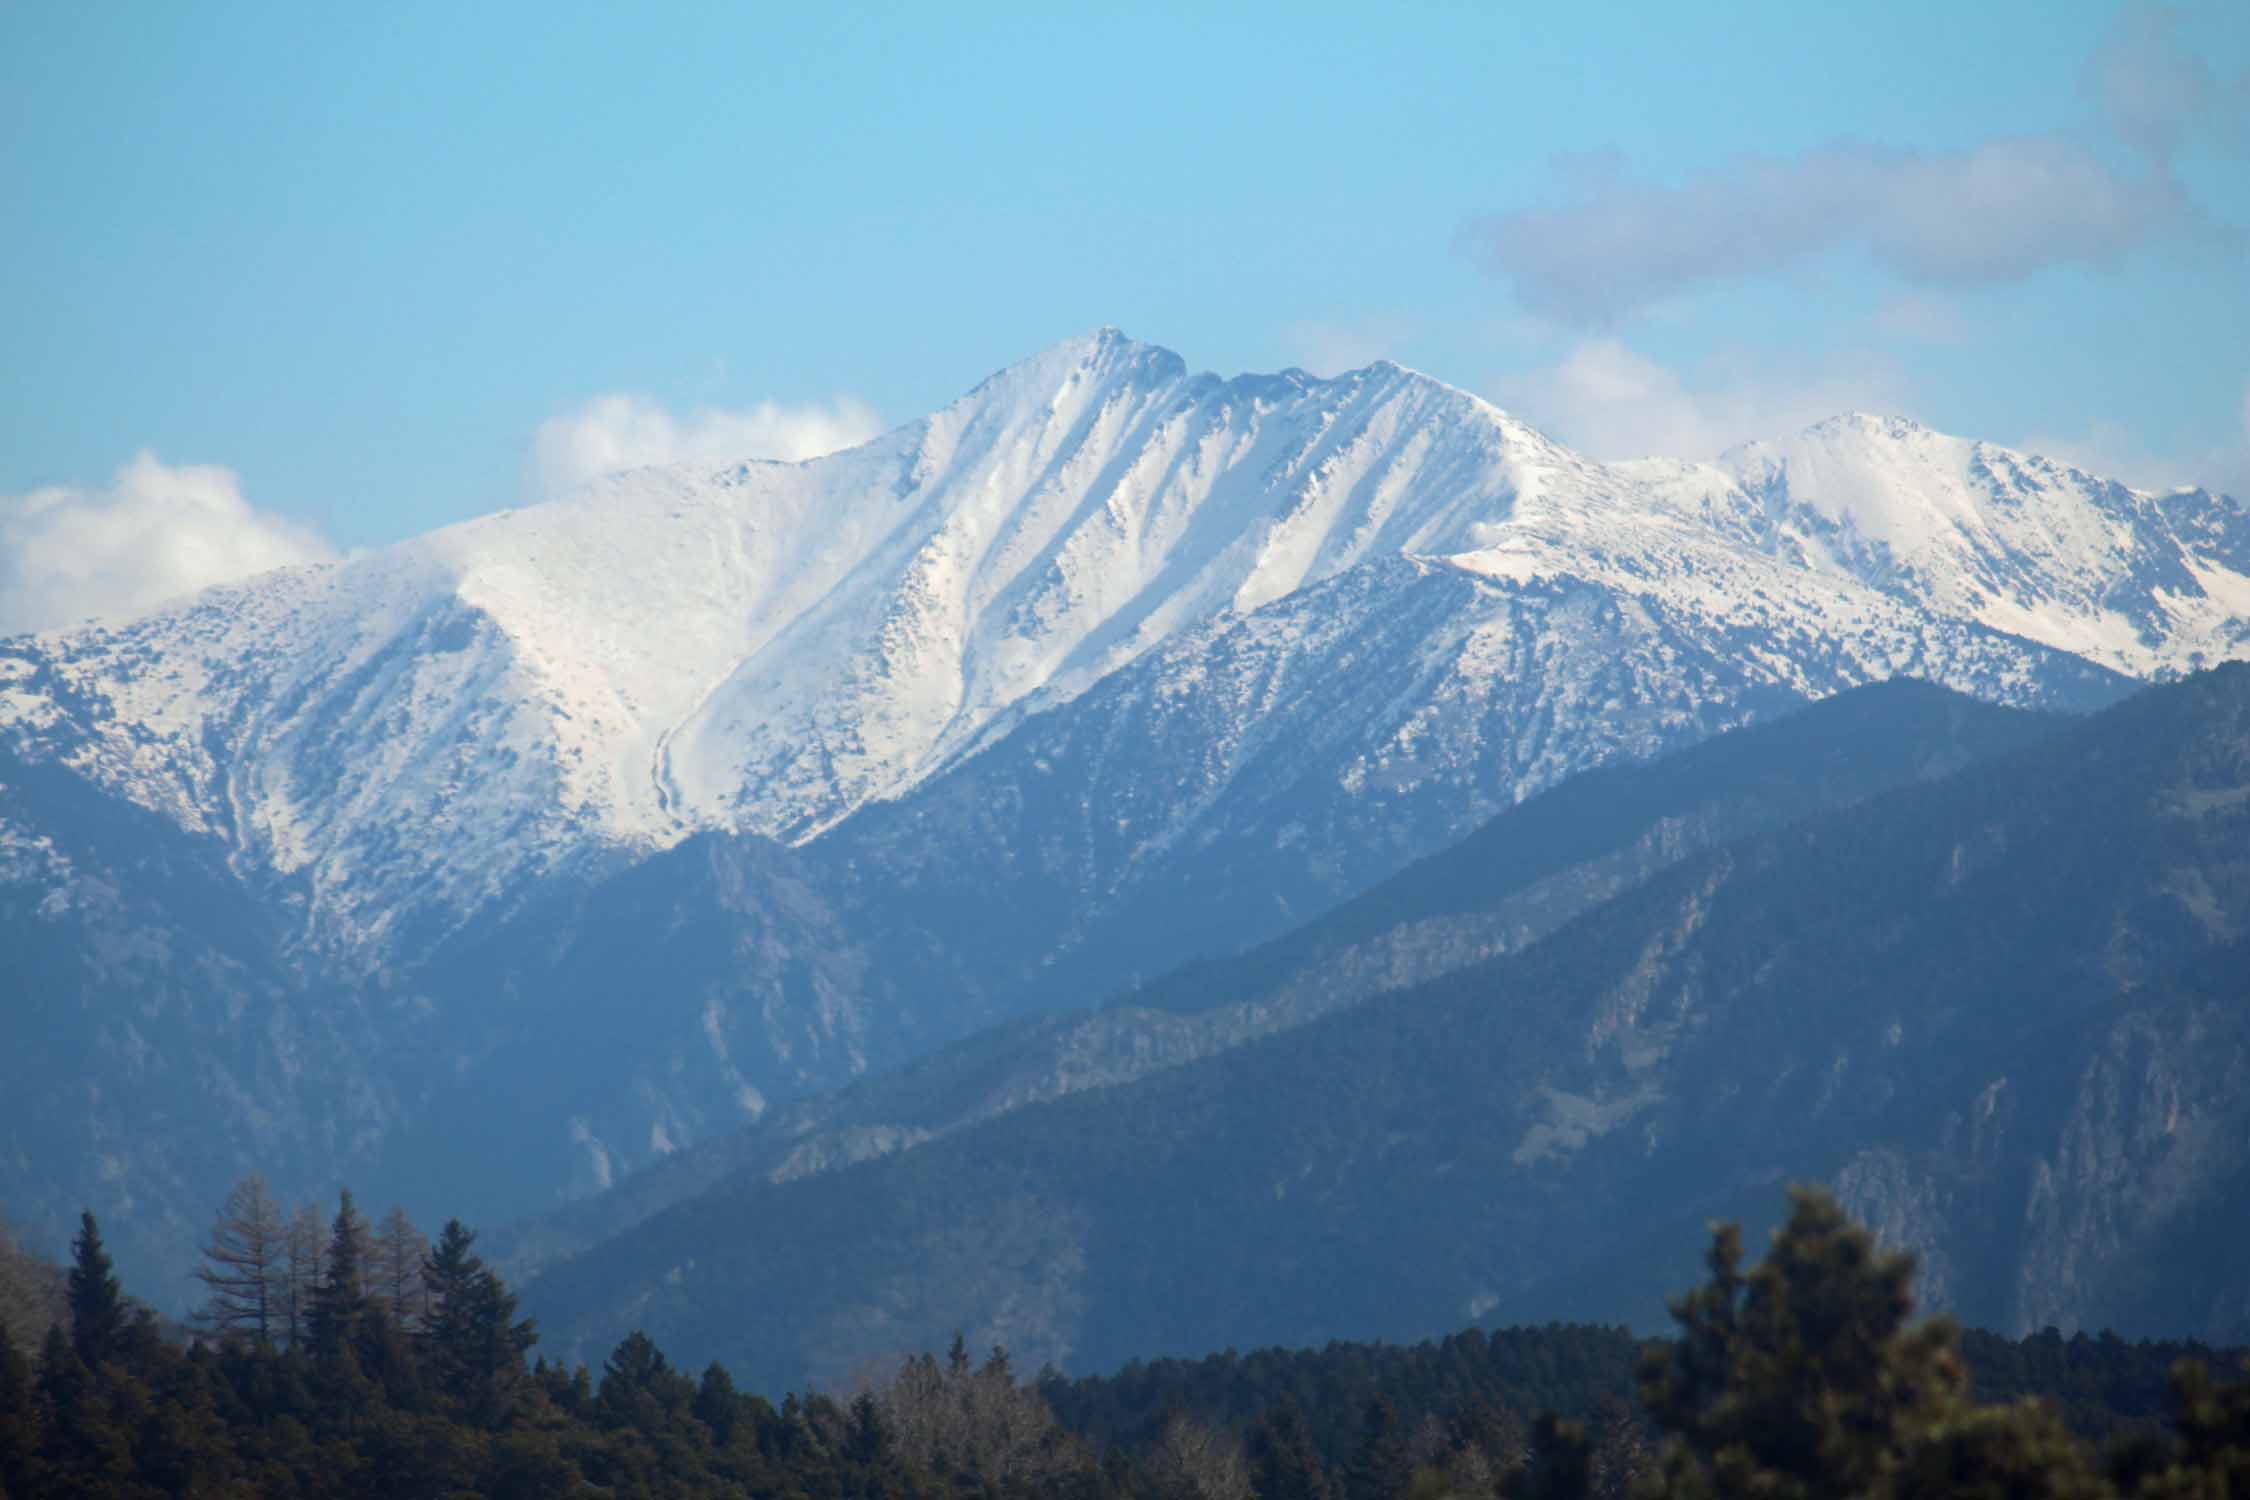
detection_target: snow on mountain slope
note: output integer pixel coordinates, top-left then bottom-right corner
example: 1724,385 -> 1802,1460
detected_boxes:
1619,413 -> 2250,675
823,547 -> 2128,1010
658,333 -> 1573,840
0,332 -> 2243,958
0,333 -> 1621,946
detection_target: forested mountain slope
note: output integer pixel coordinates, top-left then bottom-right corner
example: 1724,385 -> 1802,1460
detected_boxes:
487,677 -> 2062,1281
522,666 -> 2250,1391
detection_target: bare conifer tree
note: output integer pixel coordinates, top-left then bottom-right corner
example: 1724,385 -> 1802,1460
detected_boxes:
1152,1413 -> 1254,1500
878,1341 -> 1081,1488
370,1206 -> 428,1326
1444,1442 -> 1502,1500
281,1203 -> 325,1349
192,1174 -> 285,1346
1587,1395 -> 1650,1500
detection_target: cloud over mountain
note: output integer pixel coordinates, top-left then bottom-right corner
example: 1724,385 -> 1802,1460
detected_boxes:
527,391 -> 884,497
0,453 -> 337,636
1490,336 -> 1910,463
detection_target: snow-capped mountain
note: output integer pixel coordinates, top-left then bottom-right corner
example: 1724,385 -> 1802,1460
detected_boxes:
0,332 -> 1630,949
7,333 -> 2241,955
2,330 -> 2244,1295
1639,412 -> 2250,675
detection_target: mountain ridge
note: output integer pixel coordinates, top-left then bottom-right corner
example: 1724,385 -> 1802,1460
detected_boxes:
6,331 -> 2237,953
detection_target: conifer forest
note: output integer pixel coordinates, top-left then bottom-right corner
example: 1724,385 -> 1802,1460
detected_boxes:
2,1184 -> 2246,1498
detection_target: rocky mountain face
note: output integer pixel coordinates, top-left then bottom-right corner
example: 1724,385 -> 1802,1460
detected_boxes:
0,331 -> 2240,1298
520,667 -> 2250,1392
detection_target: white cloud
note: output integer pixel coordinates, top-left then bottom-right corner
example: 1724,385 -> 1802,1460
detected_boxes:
527,392 -> 883,498
1490,338 -> 1911,462
1465,137 -> 2201,325
2085,2 -> 2250,165
0,453 -> 337,636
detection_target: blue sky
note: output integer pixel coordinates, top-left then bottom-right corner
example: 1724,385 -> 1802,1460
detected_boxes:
2,1 -> 2246,627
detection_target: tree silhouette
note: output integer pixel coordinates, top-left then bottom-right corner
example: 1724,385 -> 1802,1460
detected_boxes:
192,1173 -> 284,1346
307,1189 -> 372,1360
420,1218 -> 536,1426
65,1212 -> 126,1370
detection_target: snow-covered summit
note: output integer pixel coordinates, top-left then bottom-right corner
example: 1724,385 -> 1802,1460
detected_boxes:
1711,414 -> 2250,672
2,332 -> 2244,950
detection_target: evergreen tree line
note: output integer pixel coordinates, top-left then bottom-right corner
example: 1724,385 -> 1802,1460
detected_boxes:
1050,1315 -> 2232,1464
2,1183 -> 2247,1497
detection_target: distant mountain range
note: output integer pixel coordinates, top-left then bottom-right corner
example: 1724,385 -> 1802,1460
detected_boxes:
1,331 -> 2242,1300
520,666 -> 2250,1392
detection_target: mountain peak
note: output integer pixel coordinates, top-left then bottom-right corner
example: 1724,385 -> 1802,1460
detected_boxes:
956,327 -> 1188,407
1803,411 -> 1931,441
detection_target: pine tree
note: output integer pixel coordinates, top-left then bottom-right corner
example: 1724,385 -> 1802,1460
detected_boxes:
1451,1396 -> 1528,1484
34,1324 -> 83,1412
1345,1394 -> 1409,1500
1885,1397 -> 2109,1500
133,1349 -> 240,1496
192,1174 -> 284,1347
35,1321 -> 133,1487
2138,1358 -> 2250,1497
307,1189 -> 372,1360
597,1330 -> 678,1434
847,1389 -> 887,1466
1248,1402 -> 1332,1500
695,1360 -> 742,1445
419,1217 -> 480,1338
64,1211 -> 126,1370
419,1219 -> 536,1426
0,1315 -> 43,1495
1637,1188 -> 1999,1500
1520,1415 -> 1594,1500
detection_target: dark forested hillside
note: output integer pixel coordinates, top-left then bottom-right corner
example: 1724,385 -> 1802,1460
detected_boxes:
1124,676 -> 2060,1018
1044,1322 -> 2234,1461
520,666 -> 2250,1392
